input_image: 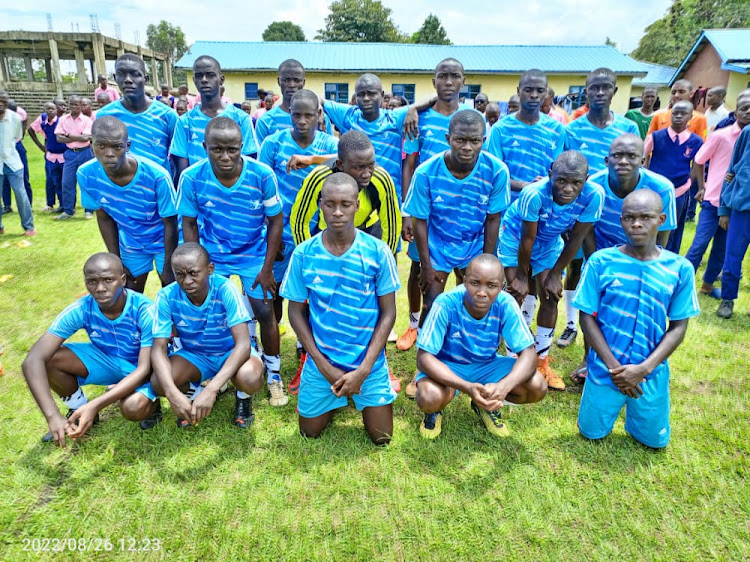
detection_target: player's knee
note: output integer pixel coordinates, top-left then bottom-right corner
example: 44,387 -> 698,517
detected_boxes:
416,381 -> 448,412
120,394 -> 152,421
252,301 -> 275,326
366,428 -> 392,446
299,423 -> 323,439
528,370 -> 548,402
234,358 -> 264,394
149,373 -> 165,396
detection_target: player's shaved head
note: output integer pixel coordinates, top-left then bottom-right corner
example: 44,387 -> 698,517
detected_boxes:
205,116 -> 241,139
587,67 -> 616,86
520,69 -> 547,86
435,58 -> 464,75
466,253 -> 503,277
194,55 -> 220,71
673,78 -> 693,91
448,109 -> 485,134
622,188 -> 663,215
338,130 -> 373,162
290,89 -> 319,108
321,172 -> 358,199
92,116 -> 129,140
552,150 -> 588,176
610,133 -> 644,156
279,59 -> 304,73
172,242 -> 211,266
672,100 -> 694,113
115,53 -> 146,73
708,85 -> 726,97
356,73 -> 382,90
83,252 -> 124,274
69,94 -> 81,104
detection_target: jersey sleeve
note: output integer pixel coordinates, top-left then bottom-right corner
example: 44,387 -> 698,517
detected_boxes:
239,113 -> 258,155
486,123 -> 504,160
152,290 -> 174,339
391,106 -> 410,133
577,185 -> 605,223
258,135 -> 276,169
154,170 -> 178,218
278,247 -> 307,303
255,114 -> 271,146
402,167 -> 430,219
323,101 -> 352,132
164,108 -> 178,146
500,297 -> 535,354
375,244 -> 401,295
221,281 -> 251,328
77,165 -> 100,211
667,261 -> 700,321
659,182 -> 678,232
260,165 -> 283,217
48,301 -> 85,340
170,114 -> 189,158
373,168 -> 402,254
291,167 -> 328,246
136,301 -> 155,348
176,173 -> 198,218
517,186 -> 543,223
416,298 -> 450,356
571,255 -> 601,315
488,159 -> 511,214
324,114 -> 334,136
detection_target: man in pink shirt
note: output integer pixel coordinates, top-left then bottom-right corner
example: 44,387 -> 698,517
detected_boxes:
94,74 -> 120,102
177,84 -> 196,108
29,101 -> 67,212
54,95 -> 94,220
685,90 -> 750,297
541,87 -> 569,125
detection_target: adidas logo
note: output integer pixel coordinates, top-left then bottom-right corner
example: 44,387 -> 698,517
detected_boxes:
312,275 -> 323,284
611,279 -> 624,287
152,137 -> 163,146
177,320 -> 189,327
580,142 -> 589,149
90,330 -> 100,337
434,195 -> 445,203
205,201 -> 216,207
191,132 -> 199,140
378,396 -> 387,404
145,212 -> 155,219
99,196 -> 109,204
248,201 -> 261,210
478,195 -> 489,204
451,331 -> 461,339
364,283 -> 370,291
550,142 -> 557,150
424,130 -> 433,137
511,140 -> 520,147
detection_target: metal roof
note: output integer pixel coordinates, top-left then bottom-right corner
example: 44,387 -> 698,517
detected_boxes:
671,28 -> 750,84
631,61 -> 676,87
177,41 -> 648,75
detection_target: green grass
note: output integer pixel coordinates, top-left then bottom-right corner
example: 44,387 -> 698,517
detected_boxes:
1,138 -> 749,560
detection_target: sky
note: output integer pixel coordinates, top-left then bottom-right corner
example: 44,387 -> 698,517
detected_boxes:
5,0 -> 672,56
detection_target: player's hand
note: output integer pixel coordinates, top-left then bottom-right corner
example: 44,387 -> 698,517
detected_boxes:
66,403 -> 99,439
251,269 -> 277,304
467,383 -> 500,411
403,106 -> 419,141
286,154 -> 314,173
401,221 -> 413,243
418,266 -> 445,293
694,189 -> 705,202
507,276 -> 530,304
317,360 -> 347,386
191,388 -> 217,424
331,368 -> 367,398
317,112 -> 327,132
609,364 -> 648,398
479,382 -> 508,406
718,216 -> 729,230
542,272 -> 563,301
46,413 -> 69,449
725,172 -> 735,184
167,392 -> 194,425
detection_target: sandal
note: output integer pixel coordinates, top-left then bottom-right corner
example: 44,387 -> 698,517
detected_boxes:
569,364 -> 587,385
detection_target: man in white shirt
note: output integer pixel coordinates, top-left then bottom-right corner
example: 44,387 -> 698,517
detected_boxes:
0,90 -> 34,236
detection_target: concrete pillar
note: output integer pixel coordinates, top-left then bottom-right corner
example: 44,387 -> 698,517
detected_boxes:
116,42 -> 125,58
150,57 -> 159,87
74,48 -> 88,85
48,38 -> 64,97
0,53 -> 7,83
45,58 -> 52,83
92,33 -> 107,79
164,57 -> 173,88
24,56 -> 35,82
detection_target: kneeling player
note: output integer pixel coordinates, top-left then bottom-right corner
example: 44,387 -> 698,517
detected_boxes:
22,253 -> 160,447
280,174 -> 400,445
573,190 -> 699,448
415,254 -> 547,438
150,243 -> 264,429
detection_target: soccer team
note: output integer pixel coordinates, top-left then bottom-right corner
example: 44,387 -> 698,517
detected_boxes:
18,51 -> 718,450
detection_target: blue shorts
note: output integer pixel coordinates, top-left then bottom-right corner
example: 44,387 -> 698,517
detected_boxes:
498,228 -> 563,277
577,368 -> 671,449
297,357 -> 397,418
212,269 -> 267,301
416,354 -> 516,387
120,246 -> 166,278
64,342 -> 155,400
171,348 -> 233,382
273,240 -> 294,285
407,240 -> 420,262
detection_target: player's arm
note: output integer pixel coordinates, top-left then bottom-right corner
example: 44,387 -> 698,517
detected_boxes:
252,211 -> 283,303
508,219 -> 537,302
414,217 -> 444,291
375,170 -> 402,254
401,154 -> 418,242
151,337 -> 193,422
545,220 -> 593,300
286,154 -> 336,173
288,300 -> 346,385
483,212 -> 501,254
95,209 -> 121,255
483,344 -> 537,403
21,333 -> 69,448
161,215 -> 178,286
691,163 -> 705,201
28,127 -> 46,153
582,228 -> 597,258
403,97 -> 437,140
579,312 -> 622,373
181,215 -> 200,244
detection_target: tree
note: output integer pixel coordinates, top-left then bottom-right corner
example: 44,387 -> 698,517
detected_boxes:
146,20 -> 188,85
604,36 -> 618,49
631,0 -> 750,66
316,0 -> 406,42
412,14 -> 452,45
263,21 -> 306,42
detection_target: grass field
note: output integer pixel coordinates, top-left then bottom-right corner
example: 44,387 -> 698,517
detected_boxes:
1,138 -> 749,560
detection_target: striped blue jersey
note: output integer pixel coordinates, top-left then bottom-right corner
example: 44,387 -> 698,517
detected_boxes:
259,129 -> 339,245
280,230 -> 401,372
403,151 -> 511,271
49,290 -> 154,364
153,274 -> 249,355
565,114 -> 639,175
176,157 -> 282,273
403,107 -> 472,160
588,168 -> 677,250
487,112 -> 566,202
170,103 -> 258,164
324,102 -> 408,197
78,154 -> 177,254
254,105 -> 334,147
500,177 -> 605,246
96,100 -> 177,172
418,285 -> 534,365
572,247 -> 699,388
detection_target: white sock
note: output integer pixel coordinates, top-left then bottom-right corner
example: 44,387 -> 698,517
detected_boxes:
263,353 -> 281,383
521,295 -> 537,327
62,387 -> 87,410
534,326 -> 555,359
187,382 -> 202,401
409,311 -> 420,330
564,290 -> 578,329
296,340 -> 303,351
236,390 -> 250,399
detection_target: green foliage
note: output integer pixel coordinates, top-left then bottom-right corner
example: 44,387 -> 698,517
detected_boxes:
412,14 -> 452,45
146,20 -> 188,86
316,0 -> 407,42
631,0 -> 750,66
604,36 -> 618,49
263,21 -> 307,42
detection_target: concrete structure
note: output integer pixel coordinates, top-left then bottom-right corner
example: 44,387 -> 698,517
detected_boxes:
176,42 -> 650,114
0,31 -> 171,115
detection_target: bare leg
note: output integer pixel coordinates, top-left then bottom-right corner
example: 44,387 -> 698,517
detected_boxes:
362,404 -> 393,445
120,392 -> 156,421
249,297 -> 280,356
299,410 -> 335,438
231,356 -> 265,395
47,347 -> 87,397
415,378 -> 456,413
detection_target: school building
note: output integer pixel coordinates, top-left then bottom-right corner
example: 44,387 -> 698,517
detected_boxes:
670,28 -> 750,110
176,42 -> 653,114
630,61 -> 676,106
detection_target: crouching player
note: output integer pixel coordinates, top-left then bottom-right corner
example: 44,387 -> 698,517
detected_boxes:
150,243 -> 264,429
22,253 -> 160,447
280,173 -> 400,445
572,190 -> 699,448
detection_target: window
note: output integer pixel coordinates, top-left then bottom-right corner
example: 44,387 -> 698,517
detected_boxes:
245,82 -> 259,100
325,83 -> 349,104
568,86 -> 587,110
459,84 -> 482,100
392,84 -> 415,104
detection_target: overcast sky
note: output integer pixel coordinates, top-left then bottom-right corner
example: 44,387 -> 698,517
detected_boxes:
6,0 -> 672,56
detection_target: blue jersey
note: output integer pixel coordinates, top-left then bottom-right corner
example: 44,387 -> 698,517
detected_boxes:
280,230 -> 400,372
177,157 -> 282,274
572,247 -> 699,388
404,107 -> 471,160
259,129 -> 339,245
565,113 -> 639,175
153,275 -> 249,355
170,103 -> 258,165
255,105 -> 334,147
487,112 -> 565,202
588,168 -> 677,250
501,177 -> 605,246
403,151 -> 511,271
49,290 -> 154,365
324,102 -> 408,197
96,100 -> 177,172
78,154 -> 177,254
418,285 -> 534,365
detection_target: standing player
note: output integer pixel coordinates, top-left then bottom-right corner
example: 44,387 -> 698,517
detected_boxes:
573,189 -> 699,448
499,151 -> 604,390
280,174 -> 400,445
415,254 -> 547,438
22,253 -> 160,447
96,54 -> 177,173
625,87 -> 658,139
151,243 -> 265,428
78,116 -> 178,292
178,118 -> 287,406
